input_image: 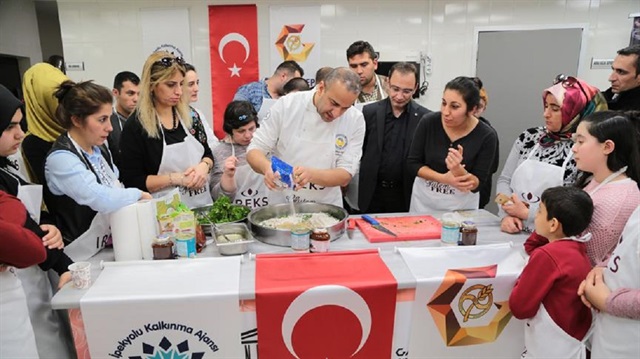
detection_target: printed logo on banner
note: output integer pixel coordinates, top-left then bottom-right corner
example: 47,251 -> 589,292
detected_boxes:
107,321 -> 219,358
153,44 -> 185,58
427,265 -> 513,346
274,24 -> 315,62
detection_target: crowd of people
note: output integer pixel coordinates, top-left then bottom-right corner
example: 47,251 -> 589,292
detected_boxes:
1,39 -> 639,358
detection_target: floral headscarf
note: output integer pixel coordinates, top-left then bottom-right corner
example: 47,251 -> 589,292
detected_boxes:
539,76 -> 608,147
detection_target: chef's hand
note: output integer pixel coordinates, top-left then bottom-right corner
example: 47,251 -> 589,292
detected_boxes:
263,167 -> 279,190
578,267 -> 609,311
445,145 -> 466,176
502,194 -> 529,220
139,192 -> 153,200
58,271 -> 72,290
40,224 -> 64,249
183,163 -> 208,189
293,166 -> 315,191
223,156 -> 237,178
500,216 -> 523,233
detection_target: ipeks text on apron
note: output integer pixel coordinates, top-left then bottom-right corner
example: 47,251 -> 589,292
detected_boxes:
409,177 -> 479,213
268,118 -> 342,207
154,118 -> 213,209
233,158 -> 269,209
509,143 -> 573,229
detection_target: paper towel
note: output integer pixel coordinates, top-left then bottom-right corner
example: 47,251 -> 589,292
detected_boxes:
110,203 -> 143,261
136,199 -> 158,260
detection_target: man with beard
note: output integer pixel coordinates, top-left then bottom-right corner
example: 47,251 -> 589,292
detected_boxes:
347,41 -> 389,103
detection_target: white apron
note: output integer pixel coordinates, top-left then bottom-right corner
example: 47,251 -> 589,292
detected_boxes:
268,123 -> 342,207
233,160 -> 269,209
9,177 -> 74,358
409,177 -> 479,213
510,143 -> 572,229
155,119 -> 213,209
522,305 -> 590,359
0,167 -> 43,223
0,268 -> 40,359
591,205 -> 640,359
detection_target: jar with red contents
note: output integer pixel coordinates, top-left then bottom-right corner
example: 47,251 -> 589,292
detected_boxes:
310,228 -> 330,253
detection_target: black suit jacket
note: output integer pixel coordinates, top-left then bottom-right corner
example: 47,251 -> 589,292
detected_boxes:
108,111 -> 125,166
358,99 -> 431,212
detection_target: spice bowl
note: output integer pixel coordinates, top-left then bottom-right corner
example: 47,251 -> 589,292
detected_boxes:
213,223 -> 253,256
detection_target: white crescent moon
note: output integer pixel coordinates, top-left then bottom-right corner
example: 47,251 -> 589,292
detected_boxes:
218,32 -> 250,64
281,285 -> 372,358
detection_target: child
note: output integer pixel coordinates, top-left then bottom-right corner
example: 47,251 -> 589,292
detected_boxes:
578,205 -> 640,359
509,186 -> 594,359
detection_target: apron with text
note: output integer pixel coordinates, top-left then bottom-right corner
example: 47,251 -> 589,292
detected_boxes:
409,178 -> 479,213
9,172 -> 74,358
268,122 -> 341,207
0,268 -> 40,359
155,119 -> 213,209
522,305 -> 590,359
591,203 -> 640,359
510,143 -> 573,228
233,160 -> 269,209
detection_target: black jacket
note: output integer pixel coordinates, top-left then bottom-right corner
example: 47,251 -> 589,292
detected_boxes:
602,86 -> 640,111
358,99 -> 431,212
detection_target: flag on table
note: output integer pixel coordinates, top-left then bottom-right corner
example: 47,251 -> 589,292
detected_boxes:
399,243 -> 526,358
208,5 -> 259,139
80,258 -> 243,358
256,250 -> 397,358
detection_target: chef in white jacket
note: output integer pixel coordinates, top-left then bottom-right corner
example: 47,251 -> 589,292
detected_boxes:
247,68 -> 365,207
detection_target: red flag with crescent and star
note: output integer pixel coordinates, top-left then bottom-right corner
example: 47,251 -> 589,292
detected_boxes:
208,5 -> 258,139
255,249 -> 397,358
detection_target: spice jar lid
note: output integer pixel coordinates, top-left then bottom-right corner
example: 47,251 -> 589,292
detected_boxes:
312,228 -> 328,234
154,233 -> 172,245
461,221 -> 476,229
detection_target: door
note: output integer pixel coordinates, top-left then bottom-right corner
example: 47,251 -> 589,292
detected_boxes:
475,27 -> 583,213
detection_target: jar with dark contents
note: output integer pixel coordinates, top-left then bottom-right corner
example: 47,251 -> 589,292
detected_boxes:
459,221 -> 478,245
195,224 -> 207,253
310,228 -> 330,253
152,233 -> 174,260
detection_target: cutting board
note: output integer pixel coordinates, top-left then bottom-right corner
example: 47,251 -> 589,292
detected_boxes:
354,215 -> 441,243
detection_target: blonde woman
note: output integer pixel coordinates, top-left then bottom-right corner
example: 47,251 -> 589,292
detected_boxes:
119,52 -> 214,208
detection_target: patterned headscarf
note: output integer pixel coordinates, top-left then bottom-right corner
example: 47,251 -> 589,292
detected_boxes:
22,63 -> 69,142
539,76 -> 608,147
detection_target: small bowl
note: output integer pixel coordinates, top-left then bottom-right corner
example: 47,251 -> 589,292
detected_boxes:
213,223 -> 253,256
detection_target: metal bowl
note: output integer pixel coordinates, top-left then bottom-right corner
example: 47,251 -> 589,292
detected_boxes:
247,203 -> 349,247
193,204 -> 250,235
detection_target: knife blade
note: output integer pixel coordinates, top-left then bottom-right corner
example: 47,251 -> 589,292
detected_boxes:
361,215 -> 397,237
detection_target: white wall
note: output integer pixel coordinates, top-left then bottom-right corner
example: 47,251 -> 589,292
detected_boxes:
57,0 -> 639,123
0,0 -> 43,71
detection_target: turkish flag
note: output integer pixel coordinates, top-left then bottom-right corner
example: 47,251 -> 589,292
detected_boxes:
208,5 -> 259,139
256,250 -> 397,358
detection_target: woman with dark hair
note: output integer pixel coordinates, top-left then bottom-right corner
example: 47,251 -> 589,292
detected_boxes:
44,81 -> 150,261
210,100 -> 266,208
497,76 -> 607,233
184,63 -> 216,150
119,52 -> 214,208
407,76 -> 498,213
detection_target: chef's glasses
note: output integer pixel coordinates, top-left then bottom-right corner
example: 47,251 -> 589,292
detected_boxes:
553,74 -> 589,101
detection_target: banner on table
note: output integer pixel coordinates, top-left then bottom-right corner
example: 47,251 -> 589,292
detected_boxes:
80,258 -> 243,358
255,250 -> 397,358
269,5 -> 321,87
399,243 -> 526,358
209,5 -> 259,139
141,8 -> 191,60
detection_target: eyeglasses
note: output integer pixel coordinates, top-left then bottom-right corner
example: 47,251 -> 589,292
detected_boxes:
389,85 -> 415,96
553,74 -> 588,102
155,56 -> 186,68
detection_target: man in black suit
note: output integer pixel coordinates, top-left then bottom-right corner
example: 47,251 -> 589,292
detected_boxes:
602,45 -> 640,111
357,62 -> 430,213
108,71 -> 139,166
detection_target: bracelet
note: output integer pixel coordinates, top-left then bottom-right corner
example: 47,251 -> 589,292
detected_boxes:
201,159 -> 213,173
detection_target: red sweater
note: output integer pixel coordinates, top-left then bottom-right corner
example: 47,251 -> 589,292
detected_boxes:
0,191 -> 47,268
510,239 -> 592,340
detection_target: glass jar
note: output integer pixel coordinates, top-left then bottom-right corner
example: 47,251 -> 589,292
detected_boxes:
310,228 -> 330,253
152,233 -> 174,260
459,221 -> 478,245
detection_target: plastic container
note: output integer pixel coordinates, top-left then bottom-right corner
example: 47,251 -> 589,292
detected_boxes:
440,212 -> 460,246
175,235 -> 196,258
290,228 -> 310,252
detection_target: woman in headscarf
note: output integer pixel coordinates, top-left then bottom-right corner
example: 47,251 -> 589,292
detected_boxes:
0,84 -> 75,358
119,51 -> 214,208
21,62 -> 69,185
497,75 -> 607,233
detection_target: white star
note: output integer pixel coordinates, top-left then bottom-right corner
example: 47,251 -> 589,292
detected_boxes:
228,63 -> 242,77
